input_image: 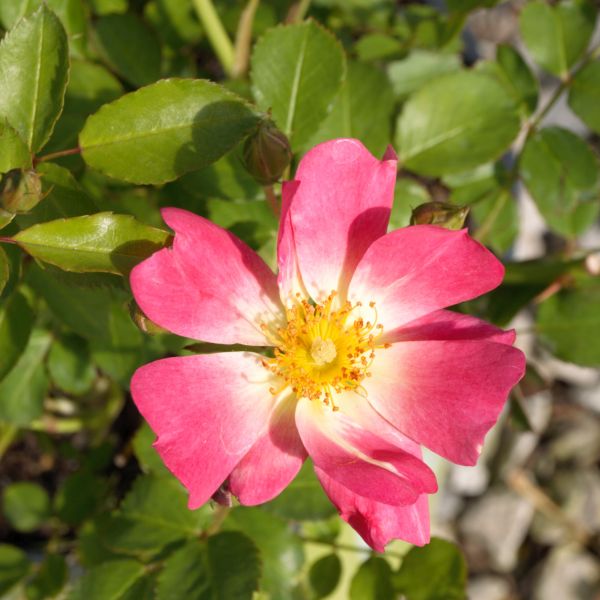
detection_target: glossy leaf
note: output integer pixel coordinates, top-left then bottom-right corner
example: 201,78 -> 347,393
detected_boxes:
520,126 -> 600,237
0,329 -> 51,425
14,213 -> 172,275
80,79 -> 261,184
251,21 -> 345,150
0,290 -> 34,381
2,481 -> 50,532
308,61 -> 395,156
394,538 -> 467,600
0,5 -> 69,152
350,557 -> 395,600
0,121 -> 31,174
94,14 -> 161,87
568,59 -> 600,134
155,533 -> 261,600
396,71 -> 520,176
519,0 -> 596,77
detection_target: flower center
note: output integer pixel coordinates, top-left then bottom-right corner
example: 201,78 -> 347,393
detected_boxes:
261,292 -> 389,408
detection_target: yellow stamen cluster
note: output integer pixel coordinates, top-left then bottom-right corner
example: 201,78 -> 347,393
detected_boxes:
261,292 -> 389,408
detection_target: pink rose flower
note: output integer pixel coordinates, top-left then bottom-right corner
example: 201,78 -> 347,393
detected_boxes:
130,139 -> 525,552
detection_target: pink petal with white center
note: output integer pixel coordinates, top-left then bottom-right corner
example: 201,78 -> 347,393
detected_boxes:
229,391 -> 307,505
130,207 -> 283,346
348,226 -> 504,335
295,396 -> 437,506
365,339 -> 526,466
286,139 -> 397,302
393,309 -> 516,345
130,352 -> 275,509
316,468 -> 430,551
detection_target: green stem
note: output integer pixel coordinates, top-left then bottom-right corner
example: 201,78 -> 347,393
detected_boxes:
298,535 -> 404,558
287,0 -> 311,23
232,0 -> 260,79
192,0 -> 235,76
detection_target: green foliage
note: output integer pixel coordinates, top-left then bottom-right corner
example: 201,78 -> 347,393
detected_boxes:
568,59 -> 600,134
0,290 -> 33,380
308,553 -> 342,598
80,80 -> 261,184
2,481 -> 51,532
0,122 -> 31,174
0,544 -> 30,596
349,556 -> 394,600
251,21 -> 346,150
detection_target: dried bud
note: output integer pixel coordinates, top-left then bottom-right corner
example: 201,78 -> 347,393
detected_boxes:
129,300 -> 168,335
1,169 -> 43,213
242,120 -> 292,185
410,201 -> 469,230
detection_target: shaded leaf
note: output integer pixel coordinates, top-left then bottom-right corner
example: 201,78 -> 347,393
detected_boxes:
47,333 -> 96,395
25,553 -> 67,600
0,247 -> 8,296
0,121 -> 31,174
67,559 -> 146,600
568,59 -> 600,134
350,557 -> 394,600
0,290 -> 34,381
0,544 -> 30,597
309,553 -> 341,599
2,482 -> 50,532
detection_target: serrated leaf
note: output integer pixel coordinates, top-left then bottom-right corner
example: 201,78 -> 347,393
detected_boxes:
394,538 -> 467,600
80,79 -> 261,184
14,213 -> 171,275
308,61 -> 395,156
0,544 -> 30,596
251,21 -> 345,150
537,277 -> 600,366
520,126 -> 600,237
0,121 -> 31,174
0,290 -> 34,381
67,559 -> 146,600
568,59 -> 600,134
0,5 -> 69,152
94,14 -> 161,87
350,557 -> 394,600
0,329 -> 51,425
2,481 -> 50,532
396,71 -> 520,176
155,533 -> 261,600
519,0 -> 597,77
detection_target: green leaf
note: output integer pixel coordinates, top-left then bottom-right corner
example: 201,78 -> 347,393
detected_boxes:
14,213 -> 171,275
94,14 -> 161,87
47,333 -> 96,395
25,554 -> 67,600
155,533 -> 261,600
0,121 -> 31,174
46,60 -> 124,154
67,559 -> 146,600
537,277 -> 600,366
0,247 -> 8,296
470,188 -> 517,254
99,475 -> 210,558
307,61 -> 395,156
251,21 -> 346,150
132,422 -> 169,476
389,178 -> 432,231
396,71 -> 520,176
0,544 -> 30,597
520,126 -> 600,238
80,79 -> 261,184
387,50 -> 461,101
16,163 -> 98,229
0,290 -> 34,381
519,0 -> 597,77
55,471 -> 107,526
144,0 -> 203,48
263,460 -> 337,520
494,45 -> 538,115
394,538 -> 467,600
2,482 -> 50,532
309,554 -> 341,599
0,5 -> 69,152
568,59 -> 600,134
349,557 -> 394,600
89,0 -> 127,15
0,329 -> 51,425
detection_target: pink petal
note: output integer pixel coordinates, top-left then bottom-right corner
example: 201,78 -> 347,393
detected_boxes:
229,392 -> 307,505
365,339 -> 526,466
286,139 -> 397,302
348,226 -> 504,335
295,396 -> 437,506
393,309 -> 516,345
130,207 -> 283,345
316,468 -> 430,552
130,352 -> 275,508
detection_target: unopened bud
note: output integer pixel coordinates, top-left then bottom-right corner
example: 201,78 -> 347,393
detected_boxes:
1,169 -> 43,213
242,120 -> 291,185
129,300 -> 168,335
410,201 -> 469,230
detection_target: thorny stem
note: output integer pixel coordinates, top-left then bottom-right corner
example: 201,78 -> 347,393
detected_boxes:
35,146 -> 81,164
264,185 -> 280,217
192,0 -> 235,77
232,0 -> 260,79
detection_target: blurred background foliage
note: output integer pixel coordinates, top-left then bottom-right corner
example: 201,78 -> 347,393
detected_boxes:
0,0 -> 600,598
